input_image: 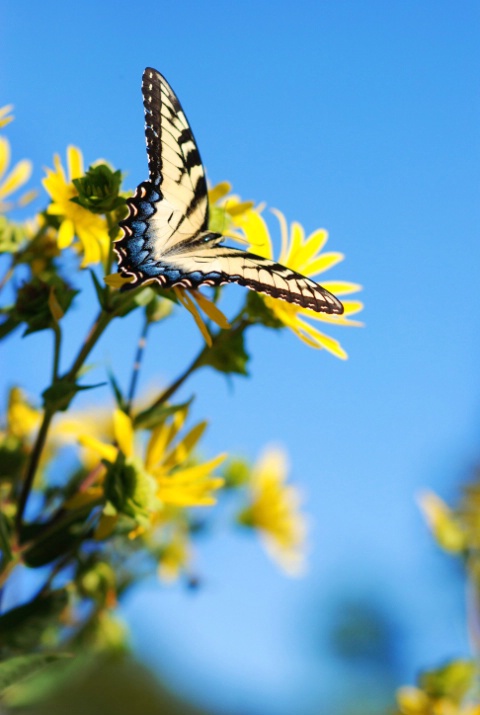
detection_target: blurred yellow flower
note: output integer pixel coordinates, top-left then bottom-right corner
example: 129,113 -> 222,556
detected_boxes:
418,491 -> 466,553
239,448 -> 306,576
396,685 -> 480,715
0,134 -> 33,212
158,525 -> 192,583
5,386 -> 40,439
396,661 -> 479,715
42,146 -> 110,267
236,208 -> 363,359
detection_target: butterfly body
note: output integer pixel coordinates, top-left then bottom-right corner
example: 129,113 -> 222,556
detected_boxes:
115,67 -> 344,315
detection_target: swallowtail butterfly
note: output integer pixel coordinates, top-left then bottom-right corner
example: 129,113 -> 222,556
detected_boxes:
114,68 -> 344,315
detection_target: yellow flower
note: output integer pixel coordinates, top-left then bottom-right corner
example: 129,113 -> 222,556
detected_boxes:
239,448 -> 307,576
236,208 -> 363,359
42,146 -> 110,267
0,134 -> 33,212
80,407 -> 225,520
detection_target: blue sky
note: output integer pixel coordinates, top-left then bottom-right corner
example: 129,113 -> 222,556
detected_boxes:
1,1 -> 480,713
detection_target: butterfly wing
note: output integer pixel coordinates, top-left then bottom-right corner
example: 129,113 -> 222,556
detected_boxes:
115,67 -> 209,276
115,67 -> 344,315
146,242 -> 344,314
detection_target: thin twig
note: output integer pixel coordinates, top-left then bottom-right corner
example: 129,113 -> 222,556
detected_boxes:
127,318 -> 150,413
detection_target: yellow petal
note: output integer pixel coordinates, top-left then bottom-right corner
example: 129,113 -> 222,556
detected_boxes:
320,280 -> 363,296
271,208 -> 289,262
418,490 -> 466,552
145,422 -> 172,471
79,434 -> 118,463
0,136 -> 10,178
305,252 -> 344,276
293,315 -> 348,358
113,409 -> 134,459
0,104 -> 14,128
285,221 -> 304,266
395,686 -> 429,713
58,219 -> 75,248
192,290 -> 230,329
48,286 -> 64,322
94,512 -> 118,540
67,145 -> 84,180
163,420 -> 207,468
226,200 -> 255,216
295,228 -> 328,274
174,287 -> 212,346
0,159 -> 32,200
104,272 -> 134,288
208,181 -> 231,205
239,209 -> 273,258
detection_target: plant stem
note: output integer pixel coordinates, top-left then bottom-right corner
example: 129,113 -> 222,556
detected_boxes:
16,409 -> 54,533
0,264 -> 13,295
153,350 -> 205,407
65,310 -> 112,381
52,323 -> 62,382
127,318 -> 150,413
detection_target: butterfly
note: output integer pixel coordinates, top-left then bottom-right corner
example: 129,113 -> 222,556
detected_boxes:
114,67 -> 344,315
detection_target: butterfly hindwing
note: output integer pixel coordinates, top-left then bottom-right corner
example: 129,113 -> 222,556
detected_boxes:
115,67 -> 344,315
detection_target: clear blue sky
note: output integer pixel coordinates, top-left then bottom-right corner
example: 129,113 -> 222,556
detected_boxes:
1,1 -> 479,713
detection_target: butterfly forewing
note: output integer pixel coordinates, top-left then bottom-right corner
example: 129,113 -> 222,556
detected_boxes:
142,68 -> 208,239
115,67 -> 344,316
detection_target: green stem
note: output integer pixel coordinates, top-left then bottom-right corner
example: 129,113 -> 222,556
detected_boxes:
127,318 -> 150,413
145,312 -> 250,410
52,323 -> 62,382
0,263 -> 13,295
16,409 -> 54,533
153,350 -> 205,407
65,310 -> 112,381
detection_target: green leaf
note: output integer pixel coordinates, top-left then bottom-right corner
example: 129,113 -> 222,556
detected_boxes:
89,269 -> 107,309
133,399 -> 192,430
0,314 -> 21,340
245,291 -> 284,329
21,503 -> 99,567
198,327 -> 249,376
42,380 -> 106,412
0,589 -> 68,651
16,275 -> 78,336
0,653 -> 68,695
108,370 -> 127,411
